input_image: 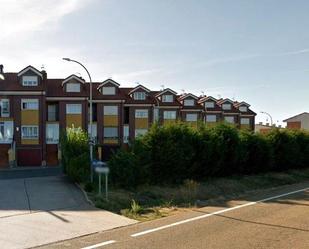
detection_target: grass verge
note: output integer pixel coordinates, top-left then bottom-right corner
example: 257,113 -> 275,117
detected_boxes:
83,168 -> 309,221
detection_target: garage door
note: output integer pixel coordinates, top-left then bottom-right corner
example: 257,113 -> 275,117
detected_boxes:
0,145 -> 9,168
17,149 -> 42,166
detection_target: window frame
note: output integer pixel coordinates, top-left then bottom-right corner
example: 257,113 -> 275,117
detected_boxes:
205,101 -> 215,108
46,123 -> 59,144
103,127 -> 118,139
133,92 -> 146,100
224,116 -> 235,124
0,99 -> 10,117
222,103 -> 232,110
239,106 -> 248,112
186,113 -> 198,122
162,94 -> 174,103
135,109 -> 148,118
184,99 -> 195,106
104,105 -> 118,115
240,118 -> 250,125
21,125 -> 39,139
102,86 -> 116,95
22,75 -> 38,86
66,83 -> 81,93
21,99 -> 39,110
206,114 -> 217,122
163,110 -> 177,120
66,104 -> 82,114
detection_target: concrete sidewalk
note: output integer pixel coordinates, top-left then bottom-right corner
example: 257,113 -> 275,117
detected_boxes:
0,176 -> 137,249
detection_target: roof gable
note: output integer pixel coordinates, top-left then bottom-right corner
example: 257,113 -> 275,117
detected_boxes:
128,84 -> 151,95
18,65 -> 42,78
198,96 -> 217,103
283,112 -> 309,122
97,79 -> 120,89
218,98 -> 234,104
61,74 -> 85,86
178,93 -> 198,100
236,101 -> 250,107
155,88 -> 177,97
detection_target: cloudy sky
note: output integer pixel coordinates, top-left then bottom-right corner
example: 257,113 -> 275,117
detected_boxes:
1,0 -> 309,125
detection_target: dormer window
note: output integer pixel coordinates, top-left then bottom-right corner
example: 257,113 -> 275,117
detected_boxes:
184,99 -> 194,106
239,106 -> 247,112
134,92 -> 146,100
205,101 -> 214,108
162,95 -> 173,102
222,103 -> 232,110
66,83 -> 80,92
102,86 -> 116,95
22,76 -> 38,86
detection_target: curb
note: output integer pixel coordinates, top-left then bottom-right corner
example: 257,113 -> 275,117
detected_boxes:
75,183 -> 95,206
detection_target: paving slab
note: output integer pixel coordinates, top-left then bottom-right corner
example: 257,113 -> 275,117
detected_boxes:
0,176 -> 137,249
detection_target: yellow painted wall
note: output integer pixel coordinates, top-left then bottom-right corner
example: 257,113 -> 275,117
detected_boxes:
186,121 -> 198,128
163,119 -> 176,125
104,115 -> 118,126
66,114 -> 82,128
240,124 -> 250,130
21,110 -> 39,125
21,139 -> 39,145
103,138 -> 119,144
0,117 -> 13,122
135,118 -> 148,129
206,122 -> 217,128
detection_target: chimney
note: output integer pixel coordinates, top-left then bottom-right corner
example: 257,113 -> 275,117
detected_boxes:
41,70 -> 47,81
0,65 -> 3,74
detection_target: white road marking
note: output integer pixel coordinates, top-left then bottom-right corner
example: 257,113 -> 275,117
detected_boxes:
81,240 -> 116,249
131,187 -> 309,237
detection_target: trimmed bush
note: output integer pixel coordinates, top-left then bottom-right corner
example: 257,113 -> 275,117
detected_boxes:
110,123 -> 309,187
60,127 -> 90,183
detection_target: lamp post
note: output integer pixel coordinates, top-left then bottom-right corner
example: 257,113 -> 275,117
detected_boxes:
260,111 -> 273,126
0,65 -> 5,80
62,58 -> 94,182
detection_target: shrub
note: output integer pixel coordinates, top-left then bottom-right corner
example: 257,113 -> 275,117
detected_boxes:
107,122 -> 309,188
60,127 -> 90,183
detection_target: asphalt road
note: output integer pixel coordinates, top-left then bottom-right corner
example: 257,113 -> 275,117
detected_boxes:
37,182 -> 309,249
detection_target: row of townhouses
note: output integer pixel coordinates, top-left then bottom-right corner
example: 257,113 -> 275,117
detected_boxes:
0,65 -> 256,167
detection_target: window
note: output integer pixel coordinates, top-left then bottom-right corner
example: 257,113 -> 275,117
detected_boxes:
46,124 -> 59,144
22,76 -> 38,86
104,106 -> 118,115
21,99 -> 38,110
222,103 -> 232,110
135,129 -> 148,137
163,111 -> 176,119
66,104 -> 81,114
0,99 -> 9,117
184,99 -> 194,106
206,115 -> 217,122
0,122 -> 12,143
135,109 -> 148,118
224,116 -> 234,124
102,86 -> 115,95
239,106 -> 248,112
241,118 -> 250,125
133,92 -> 146,100
104,127 -> 118,139
162,95 -> 173,102
88,123 -> 97,139
21,126 -> 38,139
186,113 -> 198,121
123,125 -> 129,143
66,83 -> 80,92
47,104 -> 57,121
205,101 -> 215,108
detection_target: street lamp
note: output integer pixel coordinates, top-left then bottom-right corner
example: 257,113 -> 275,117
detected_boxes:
0,64 -> 5,80
62,58 -> 94,182
260,111 -> 273,126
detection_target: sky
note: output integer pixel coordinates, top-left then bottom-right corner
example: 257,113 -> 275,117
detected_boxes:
1,0 -> 309,125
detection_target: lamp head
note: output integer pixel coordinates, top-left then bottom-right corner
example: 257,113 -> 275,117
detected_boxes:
62,58 -> 71,61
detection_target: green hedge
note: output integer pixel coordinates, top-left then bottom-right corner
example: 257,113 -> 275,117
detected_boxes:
108,123 -> 309,188
60,127 -> 90,183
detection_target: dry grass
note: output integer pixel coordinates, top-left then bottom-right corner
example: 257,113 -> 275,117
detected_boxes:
90,168 -> 309,221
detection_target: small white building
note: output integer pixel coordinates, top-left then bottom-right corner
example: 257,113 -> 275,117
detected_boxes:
283,112 -> 309,130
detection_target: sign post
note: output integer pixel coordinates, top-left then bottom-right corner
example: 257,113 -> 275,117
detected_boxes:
93,161 -> 109,200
